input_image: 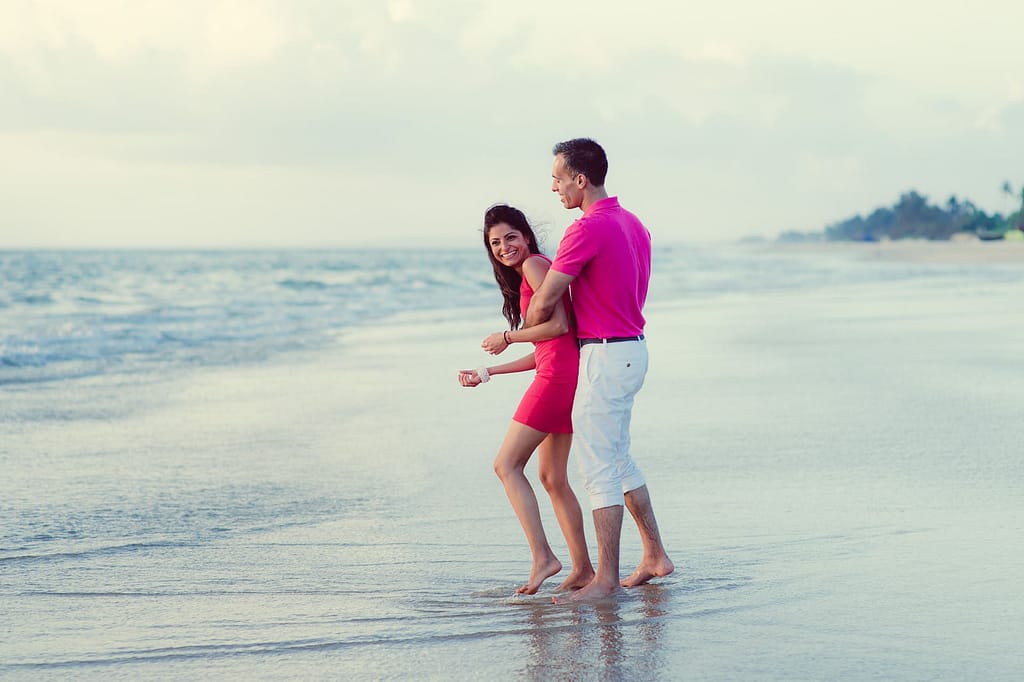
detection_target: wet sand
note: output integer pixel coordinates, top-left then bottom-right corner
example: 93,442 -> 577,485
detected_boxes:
3,252 -> 1023,680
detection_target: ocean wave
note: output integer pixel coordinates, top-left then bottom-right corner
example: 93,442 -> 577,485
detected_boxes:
0,540 -> 190,564
277,278 -> 329,290
4,246 -> 1014,388
15,293 -> 54,305
0,250 -> 498,387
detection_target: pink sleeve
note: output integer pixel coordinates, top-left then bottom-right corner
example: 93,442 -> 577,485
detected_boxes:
551,220 -> 598,277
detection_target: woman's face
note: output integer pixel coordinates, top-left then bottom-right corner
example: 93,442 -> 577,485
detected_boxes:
487,223 -> 530,270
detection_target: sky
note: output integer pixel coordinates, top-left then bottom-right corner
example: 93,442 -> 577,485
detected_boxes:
2,0 -> 1023,248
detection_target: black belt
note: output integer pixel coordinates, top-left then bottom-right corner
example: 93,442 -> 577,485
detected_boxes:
578,334 -> 644,348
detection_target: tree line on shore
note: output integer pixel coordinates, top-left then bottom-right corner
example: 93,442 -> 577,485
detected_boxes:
778,181 -> 1024,242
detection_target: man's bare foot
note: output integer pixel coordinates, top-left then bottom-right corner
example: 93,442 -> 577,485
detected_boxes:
552,578 -> 621,603
515,557 -> 563,595
621,556 -> 675,587
553,567 -> 596,592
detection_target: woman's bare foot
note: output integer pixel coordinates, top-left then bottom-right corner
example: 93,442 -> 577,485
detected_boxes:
621,556 -> 675,587
515,557 -> 563,595
553,566 -> 596,592
552,577 -> 621,603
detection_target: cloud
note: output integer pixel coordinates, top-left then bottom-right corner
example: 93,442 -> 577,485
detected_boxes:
2,1 -> 1023,246
386,0 -> 415,23
0,1 -> 303,74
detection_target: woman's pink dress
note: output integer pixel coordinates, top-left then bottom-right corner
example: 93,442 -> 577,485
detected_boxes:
512,255 -> 579,434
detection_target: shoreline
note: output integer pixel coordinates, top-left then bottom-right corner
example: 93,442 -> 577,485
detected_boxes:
767,238 -> 1024,264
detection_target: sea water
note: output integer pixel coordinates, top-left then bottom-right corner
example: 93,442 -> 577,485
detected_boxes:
2,244 -> 1022,680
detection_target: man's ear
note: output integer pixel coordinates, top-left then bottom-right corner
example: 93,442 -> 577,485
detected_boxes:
576,173 -> 588,189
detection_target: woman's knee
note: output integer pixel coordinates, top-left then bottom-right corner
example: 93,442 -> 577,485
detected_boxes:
538,465 -> 568,493
494,452 -> 525,481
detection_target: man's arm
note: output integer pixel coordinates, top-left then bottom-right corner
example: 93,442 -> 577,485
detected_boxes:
523,269 -> 574,328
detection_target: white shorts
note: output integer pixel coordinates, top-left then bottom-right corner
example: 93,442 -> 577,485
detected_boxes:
572,339 -> 649,509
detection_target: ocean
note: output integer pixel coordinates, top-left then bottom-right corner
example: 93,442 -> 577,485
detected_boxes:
2,243 -> 1022,680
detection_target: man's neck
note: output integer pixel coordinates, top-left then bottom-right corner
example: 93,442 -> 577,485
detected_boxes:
580,187 -> 609,213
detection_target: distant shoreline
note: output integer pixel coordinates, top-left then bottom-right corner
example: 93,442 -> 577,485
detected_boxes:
767,239 -> 1024,264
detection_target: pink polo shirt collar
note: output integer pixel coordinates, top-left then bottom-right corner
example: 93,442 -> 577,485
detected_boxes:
583,196 -> 619,216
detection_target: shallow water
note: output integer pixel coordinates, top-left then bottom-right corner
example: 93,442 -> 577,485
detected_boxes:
2,246 -> 1023,680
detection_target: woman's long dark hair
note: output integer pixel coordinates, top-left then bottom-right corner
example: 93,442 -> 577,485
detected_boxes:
483,204 -> 542,330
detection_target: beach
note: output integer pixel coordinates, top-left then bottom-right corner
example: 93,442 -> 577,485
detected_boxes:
2,243 -> 1023,680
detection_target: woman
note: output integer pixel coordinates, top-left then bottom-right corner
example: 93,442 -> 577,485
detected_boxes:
458,204 -> 594,595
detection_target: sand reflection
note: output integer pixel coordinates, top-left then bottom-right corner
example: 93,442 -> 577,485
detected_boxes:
519,585 -> 670,680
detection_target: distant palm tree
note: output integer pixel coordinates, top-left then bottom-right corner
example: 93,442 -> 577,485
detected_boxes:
1000,181 -> 1023,230
1018,186 -> 1024,230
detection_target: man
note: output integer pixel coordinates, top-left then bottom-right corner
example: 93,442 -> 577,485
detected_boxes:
525,138 -> 674,601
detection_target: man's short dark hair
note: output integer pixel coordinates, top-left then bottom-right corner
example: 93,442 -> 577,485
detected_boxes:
552,138 -> 608,187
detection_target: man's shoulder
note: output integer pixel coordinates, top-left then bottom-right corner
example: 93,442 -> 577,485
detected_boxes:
572,205 -> 618,231
579,204 -> 648,237
612,204 -> 650,239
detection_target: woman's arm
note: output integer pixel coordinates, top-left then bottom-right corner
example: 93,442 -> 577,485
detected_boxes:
481,256 -> 572,354
524,269 -> 574,329
458,352 -> 537,387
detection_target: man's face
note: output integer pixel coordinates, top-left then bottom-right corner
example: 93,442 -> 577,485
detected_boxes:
551,155 -> 583,210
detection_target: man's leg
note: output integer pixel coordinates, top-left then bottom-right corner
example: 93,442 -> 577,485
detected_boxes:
595,342 -> 673,587
622,484 -> 674,587
555,504 -> 623,602
559,341 -> 667,602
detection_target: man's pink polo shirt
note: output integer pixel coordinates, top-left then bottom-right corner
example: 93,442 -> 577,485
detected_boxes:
550,196 -> 651,339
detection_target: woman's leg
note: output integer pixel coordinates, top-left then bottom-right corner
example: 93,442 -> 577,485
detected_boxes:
537,432 -> 595,591
493,421 -> 562,594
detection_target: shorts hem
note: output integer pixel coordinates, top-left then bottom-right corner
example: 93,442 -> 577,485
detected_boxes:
588,490 -> 625,510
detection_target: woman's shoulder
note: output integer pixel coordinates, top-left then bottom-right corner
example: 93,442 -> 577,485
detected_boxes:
521,253 -> 552,285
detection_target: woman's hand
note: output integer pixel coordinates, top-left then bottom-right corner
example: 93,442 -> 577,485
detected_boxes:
457,369 -> 483,387
481,332 -> 509,355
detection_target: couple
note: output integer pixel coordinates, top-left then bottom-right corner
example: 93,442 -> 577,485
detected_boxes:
458,138 -> 674,602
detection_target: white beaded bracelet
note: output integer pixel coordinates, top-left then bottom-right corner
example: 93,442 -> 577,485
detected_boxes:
476,366 -> 490,383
